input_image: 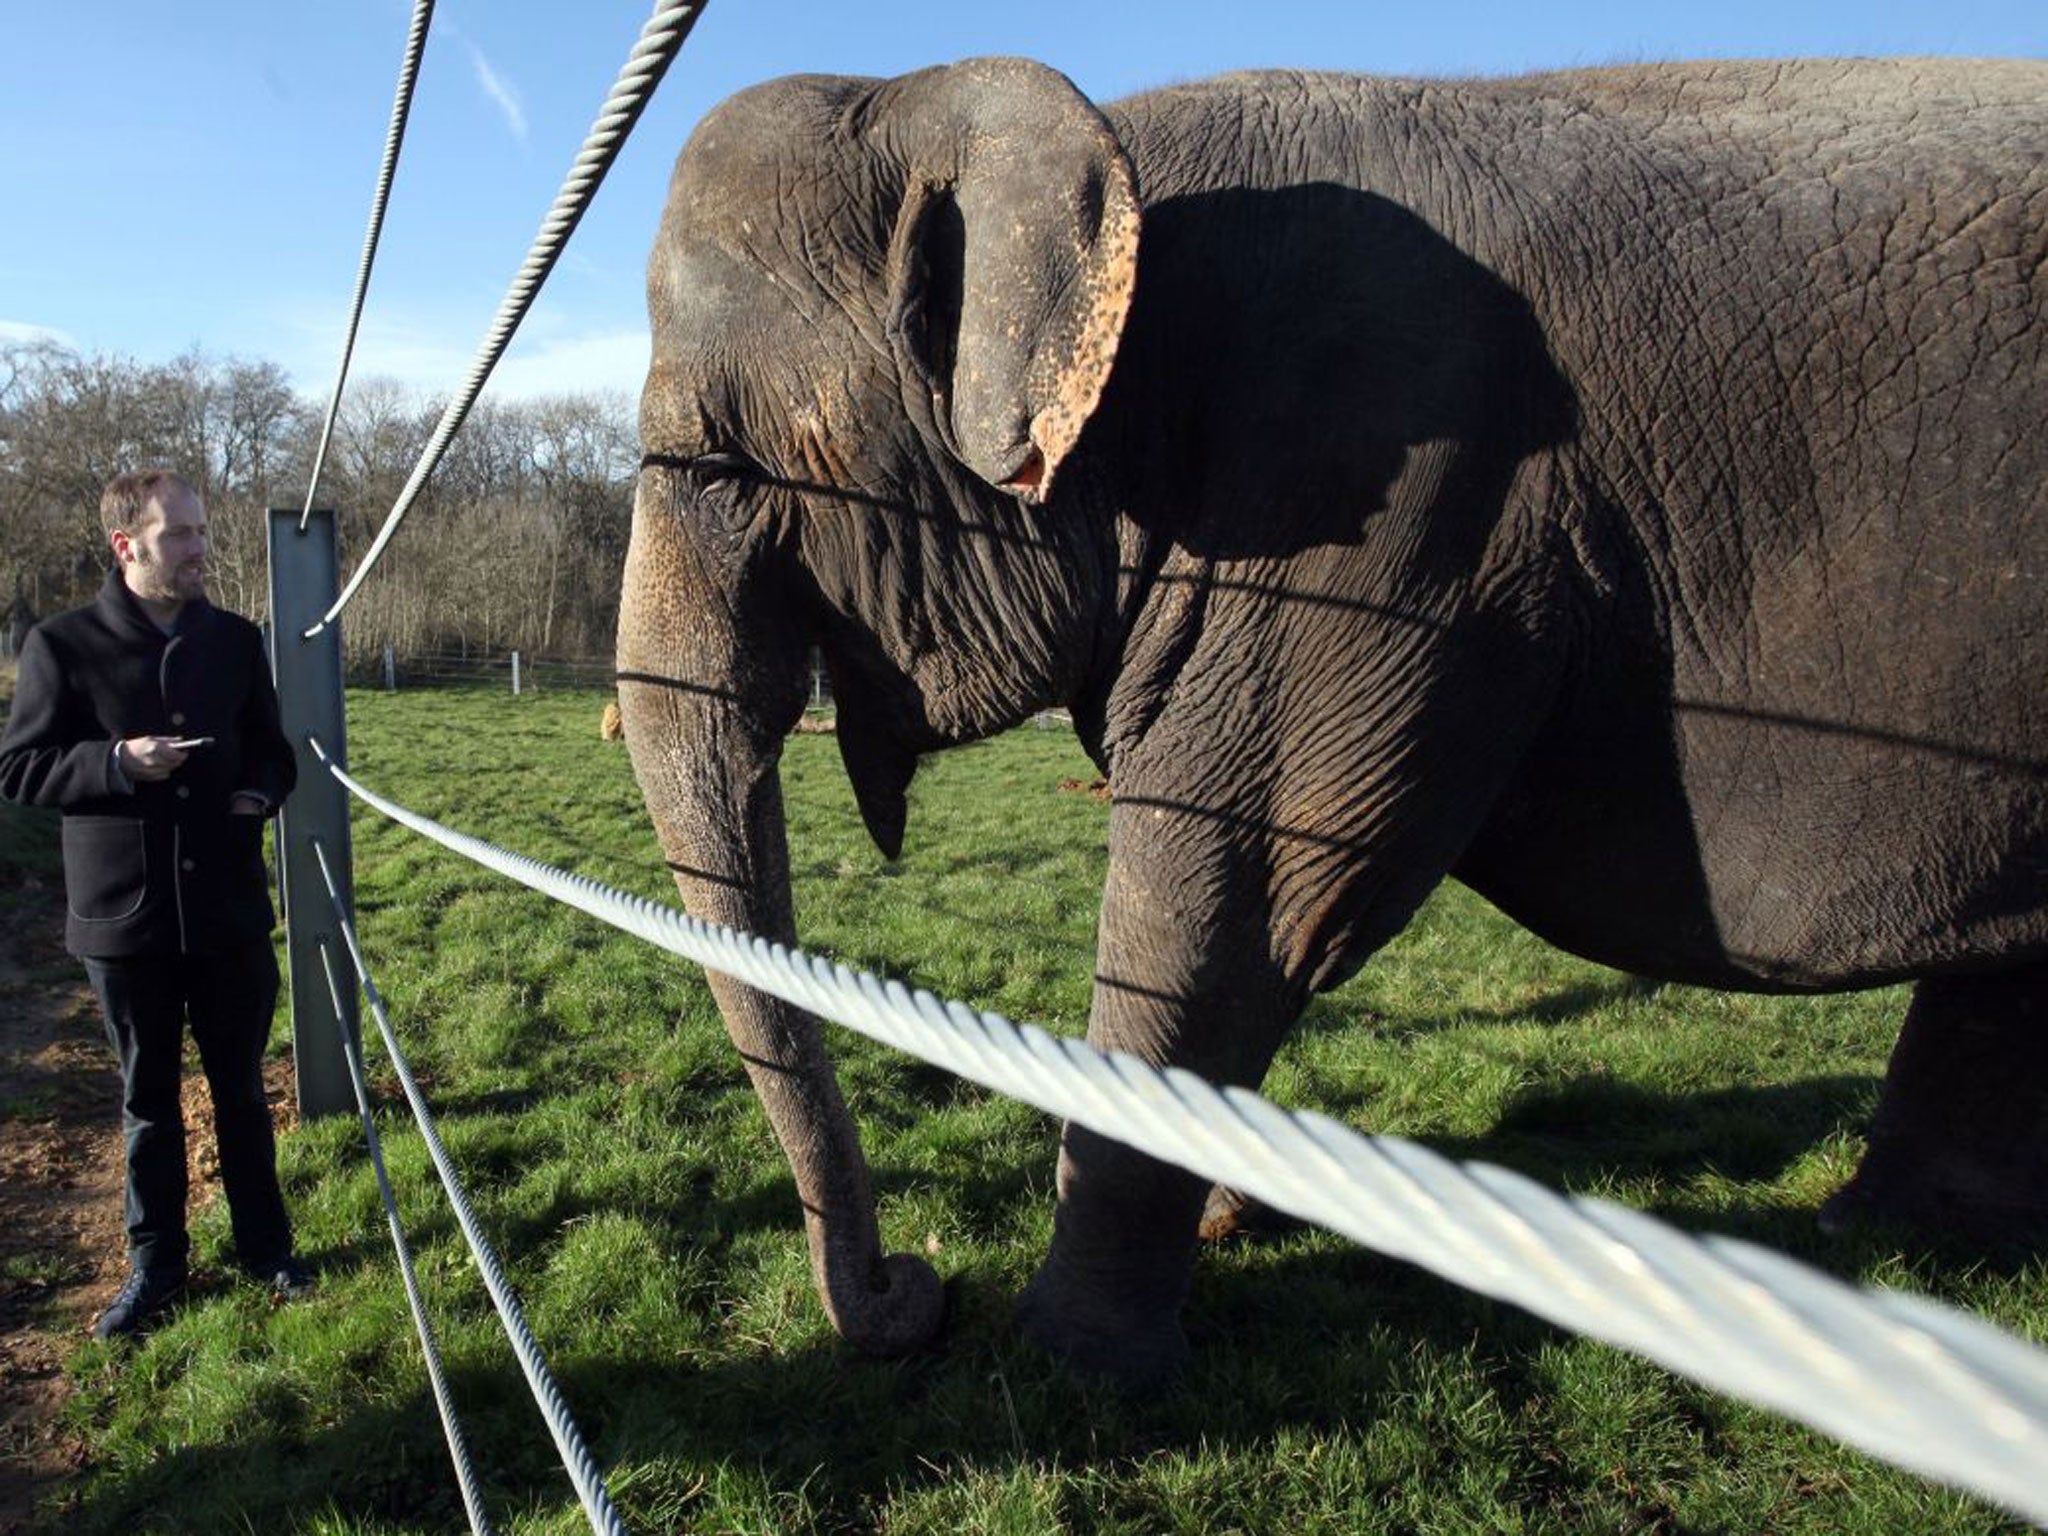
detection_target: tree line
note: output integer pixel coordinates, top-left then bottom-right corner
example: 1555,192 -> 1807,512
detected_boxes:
1,340 -> 637,668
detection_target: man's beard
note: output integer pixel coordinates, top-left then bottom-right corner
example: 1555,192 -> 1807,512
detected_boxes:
132,548 -> 205,602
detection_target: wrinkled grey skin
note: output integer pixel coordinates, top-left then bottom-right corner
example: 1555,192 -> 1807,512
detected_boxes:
618,57 -> 2048,1380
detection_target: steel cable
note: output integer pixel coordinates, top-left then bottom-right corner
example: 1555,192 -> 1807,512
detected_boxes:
313,935 -> 496,1536
299,0 -> 437,532
310,839 -> 630,1536
306,0 -> 709,637
308,739 -> 2048,1525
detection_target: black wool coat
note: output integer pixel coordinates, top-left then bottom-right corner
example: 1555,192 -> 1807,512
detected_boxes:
0,570 -> 297,957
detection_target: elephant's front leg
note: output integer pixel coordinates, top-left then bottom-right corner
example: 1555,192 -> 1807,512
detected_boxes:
1016,812 -> 1310,1383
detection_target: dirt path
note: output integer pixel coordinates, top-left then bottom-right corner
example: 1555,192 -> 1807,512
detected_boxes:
0,874 -> 123,1534
0,876 -> 304,1534
0,874 -> 309,1531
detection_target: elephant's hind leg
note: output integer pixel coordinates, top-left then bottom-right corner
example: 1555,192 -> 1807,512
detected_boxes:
1196,1184 -> 1306,1242
1820,963 -> 2048,1251
1197,1183 -> 1257,1241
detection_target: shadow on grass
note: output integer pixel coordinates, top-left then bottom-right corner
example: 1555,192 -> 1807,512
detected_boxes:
1295,972 -> 1668,1039
36,1366 -> 573,1535
417,1083 -> 550,1119
1437,1071 -> 1880,1186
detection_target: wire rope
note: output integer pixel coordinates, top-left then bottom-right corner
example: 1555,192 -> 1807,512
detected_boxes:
299,0 -> 437,532
311,839 -> 630,1536
306,737 -> 2048,1527
306,0 -> 708,637
313,935 -> 496,1536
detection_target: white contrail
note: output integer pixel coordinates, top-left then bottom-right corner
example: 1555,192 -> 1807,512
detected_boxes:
462,35 -> 527,141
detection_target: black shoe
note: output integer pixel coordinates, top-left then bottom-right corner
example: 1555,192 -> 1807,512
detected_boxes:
250,1254 -> 316,1301
92,1268 -> 186,1340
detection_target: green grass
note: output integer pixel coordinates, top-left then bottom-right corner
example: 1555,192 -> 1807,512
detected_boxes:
40,687 -> 2047,1534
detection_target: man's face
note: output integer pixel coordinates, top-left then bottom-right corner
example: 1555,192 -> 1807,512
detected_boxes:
114,489 -> 208,604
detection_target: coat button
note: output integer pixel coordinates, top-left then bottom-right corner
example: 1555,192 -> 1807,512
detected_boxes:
170,711 -> 187,726
181,858 -> 196,872
175,786 -> 190,799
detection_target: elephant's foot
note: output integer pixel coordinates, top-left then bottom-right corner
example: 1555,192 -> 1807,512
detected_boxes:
1014,1253 -> 1192,1388
1015,1123 -> 1205,1387
1818,966 -> 2048,1253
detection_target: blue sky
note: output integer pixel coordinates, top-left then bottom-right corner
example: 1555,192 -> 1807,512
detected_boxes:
3,1 -> 2041,405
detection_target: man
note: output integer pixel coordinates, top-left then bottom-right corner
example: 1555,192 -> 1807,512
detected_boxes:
0,469 -> 311,1339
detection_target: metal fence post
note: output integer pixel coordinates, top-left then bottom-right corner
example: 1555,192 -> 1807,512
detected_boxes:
511,650 -> 521,696
383,642 -> 396,692
266,507 -> 358,1119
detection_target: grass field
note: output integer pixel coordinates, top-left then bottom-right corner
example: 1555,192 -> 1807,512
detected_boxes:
25,686 -> 2047,1533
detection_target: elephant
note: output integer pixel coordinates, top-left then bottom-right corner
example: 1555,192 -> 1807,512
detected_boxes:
615,55 -> 2048,1382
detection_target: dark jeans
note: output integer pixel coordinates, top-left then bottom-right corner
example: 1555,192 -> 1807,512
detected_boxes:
83,938 -> 292,1276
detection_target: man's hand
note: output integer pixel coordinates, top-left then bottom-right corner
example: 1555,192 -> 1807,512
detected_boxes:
116,736 -> 193,782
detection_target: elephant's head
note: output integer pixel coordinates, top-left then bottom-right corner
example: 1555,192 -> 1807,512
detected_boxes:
616,59 -> 1140,1352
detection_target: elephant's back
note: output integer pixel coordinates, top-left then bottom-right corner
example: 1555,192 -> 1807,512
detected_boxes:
1109,58 -> 2048,209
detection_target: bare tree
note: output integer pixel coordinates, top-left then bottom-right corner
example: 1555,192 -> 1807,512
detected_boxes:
1,343 -> 638,670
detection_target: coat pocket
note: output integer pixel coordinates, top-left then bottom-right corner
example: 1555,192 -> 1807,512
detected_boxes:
62,816 -> 149,923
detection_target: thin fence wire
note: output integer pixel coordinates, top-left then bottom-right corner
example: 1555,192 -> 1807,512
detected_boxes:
346,646 -> 838,707
300,0 -> 436,530
307,0 -> 709,638
308,739 -> 2048,1527
312,933 -> 495,1536
310,837 -> 631,1536
357,648 -> 618,694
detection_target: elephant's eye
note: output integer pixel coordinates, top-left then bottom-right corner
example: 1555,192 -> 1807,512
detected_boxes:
640,449 -> 764,486
643,449 -> 766,528
684,451 -> 760,484
638,450 -> 761,481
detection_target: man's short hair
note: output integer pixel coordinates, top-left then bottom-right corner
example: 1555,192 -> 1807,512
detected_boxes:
101,470 -> 199,536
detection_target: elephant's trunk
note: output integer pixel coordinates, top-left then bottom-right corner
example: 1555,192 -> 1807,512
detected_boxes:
617,489 -> 943,1354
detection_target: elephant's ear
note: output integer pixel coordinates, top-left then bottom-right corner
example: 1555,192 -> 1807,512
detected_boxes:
877,58 -> 1140,504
